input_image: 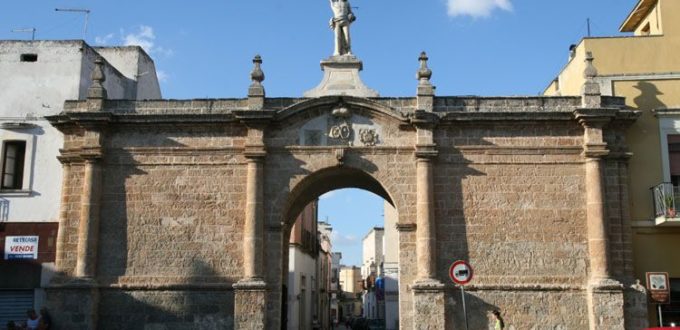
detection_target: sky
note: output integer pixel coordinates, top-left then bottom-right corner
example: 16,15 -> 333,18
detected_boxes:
1,0 -> 639,266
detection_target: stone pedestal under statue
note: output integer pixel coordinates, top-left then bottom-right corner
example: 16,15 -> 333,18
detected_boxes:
304,55 -> 379,98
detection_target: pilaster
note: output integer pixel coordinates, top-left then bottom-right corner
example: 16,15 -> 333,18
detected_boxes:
75,155 -> 103,278
410,52 -> 446,327
55,162 -> 71,272
576,70 -> 625,328
235,89 -> 271,327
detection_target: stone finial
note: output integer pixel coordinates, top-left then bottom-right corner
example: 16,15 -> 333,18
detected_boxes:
581,51 -> 601,108
584,51 -> 598,80
417,52 -> 433,86
250,55 -> 265,87
87,56 -> 107,100
417,52 -> 435,111
248,55 -> 265,110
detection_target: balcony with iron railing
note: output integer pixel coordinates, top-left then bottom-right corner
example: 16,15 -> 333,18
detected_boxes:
651,182 -> 680,226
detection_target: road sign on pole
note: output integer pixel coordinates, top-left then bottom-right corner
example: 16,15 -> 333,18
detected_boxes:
449,260 -> 473,330
449,260 -> 473,285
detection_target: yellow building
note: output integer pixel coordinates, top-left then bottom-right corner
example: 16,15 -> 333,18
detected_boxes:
338,266 -> 362,318
545,0 -> 680,325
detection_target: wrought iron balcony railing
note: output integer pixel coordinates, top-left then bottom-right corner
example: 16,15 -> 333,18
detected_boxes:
651,182 -> 679,222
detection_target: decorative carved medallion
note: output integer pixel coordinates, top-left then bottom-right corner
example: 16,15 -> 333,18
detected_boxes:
329,121 -> 352,145
359,128 -> 379,146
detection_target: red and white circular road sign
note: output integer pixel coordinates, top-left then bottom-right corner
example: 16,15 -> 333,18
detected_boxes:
449,260 -> 473,285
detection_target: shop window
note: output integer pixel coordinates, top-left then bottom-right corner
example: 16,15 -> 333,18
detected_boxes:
1,141 -> 26,190
661,278 -> 680,326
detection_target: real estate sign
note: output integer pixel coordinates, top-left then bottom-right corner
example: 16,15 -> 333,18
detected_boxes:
3,236 -> 39,260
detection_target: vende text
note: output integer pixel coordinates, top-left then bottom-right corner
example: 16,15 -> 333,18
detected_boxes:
10,246 -> 35,252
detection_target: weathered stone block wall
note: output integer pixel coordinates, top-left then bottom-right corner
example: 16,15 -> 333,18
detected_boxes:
434,123 -> 588,283
445,289 -> 589,329
55,164 -> 85,276
98,290 -> 234,330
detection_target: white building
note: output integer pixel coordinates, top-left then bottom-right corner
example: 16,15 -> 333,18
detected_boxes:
317,222 -> 333,329
0,40 -> 160,326
361,227 -> 384,320
359,202 -> 399,329
383,201 -> 399,330
330,251 -> 342,325
287,202 -> 318,330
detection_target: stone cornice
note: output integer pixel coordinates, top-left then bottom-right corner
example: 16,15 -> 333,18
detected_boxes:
583,143 -> 610,158
57,147 -> 103,164
439,112 -> 574,122
653,108 -> 680,118
396,223 -> 416,232
233,109 -> 276,127
414,144 -> 438,159
409,110 -> 439,128
573,108 -> 619,127
244,145 -> 267,160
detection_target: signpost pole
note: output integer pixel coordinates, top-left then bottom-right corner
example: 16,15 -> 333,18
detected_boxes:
658,304 -> 663,327
461,285 -> 468,330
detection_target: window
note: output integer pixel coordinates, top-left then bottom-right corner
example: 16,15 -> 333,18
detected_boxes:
661,278 -> 680,326
668,136 -> 680,187
641,23 -> 651,36
20,54 -> 38,62
2,141 -> 26,190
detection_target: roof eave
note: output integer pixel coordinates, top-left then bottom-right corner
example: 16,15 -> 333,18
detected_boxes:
619,0 -> 658,32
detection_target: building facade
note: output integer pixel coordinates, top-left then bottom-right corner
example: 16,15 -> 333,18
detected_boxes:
0,40 -> 160,326
317,221 -> 333,329
330,251 -> 342,325
544,0 -> 680,326
287,201 -> 318,330
383,201 -> 399,330
338,265 -> 363,321
361,227 -> 384,321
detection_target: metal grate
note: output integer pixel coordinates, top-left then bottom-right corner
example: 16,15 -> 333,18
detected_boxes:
0,290 -> 33,328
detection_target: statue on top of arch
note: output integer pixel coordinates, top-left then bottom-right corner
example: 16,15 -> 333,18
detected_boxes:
328,0 -> 355,56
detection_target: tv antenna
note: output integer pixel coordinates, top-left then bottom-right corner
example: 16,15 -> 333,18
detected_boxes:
11,28 -> 36,40
55,8 -> 91,39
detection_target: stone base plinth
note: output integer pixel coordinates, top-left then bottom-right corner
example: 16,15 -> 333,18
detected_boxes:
46,279 -> 99,329
624,281 -> 649,330
303,55 -> 379,98
588,279 -> 625,330
234,279 -> 267,330
412,280 -> 446,330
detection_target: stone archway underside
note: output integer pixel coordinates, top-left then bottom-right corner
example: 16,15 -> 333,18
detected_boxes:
284,166 -> 394,226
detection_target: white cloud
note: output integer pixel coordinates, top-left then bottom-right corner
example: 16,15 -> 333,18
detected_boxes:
447,0 -> 513,18
156,70 -> 169,83
94,33 -> 114,45
97,25 -> 174,58
330,230 -> 358,246
123,25 -> 156,53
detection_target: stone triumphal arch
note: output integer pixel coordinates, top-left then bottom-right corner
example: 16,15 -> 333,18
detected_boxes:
45,51 -> 647,329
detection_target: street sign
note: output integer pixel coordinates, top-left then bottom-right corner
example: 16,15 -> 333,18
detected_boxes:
449,260 -> 473,285
4,236 -> 39,260
646,272 -> 671,305
449,260 -> 473,330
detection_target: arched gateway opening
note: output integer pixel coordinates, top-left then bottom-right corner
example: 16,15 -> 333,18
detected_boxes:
280,167 -> 398,329
241,96 -> 424,330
